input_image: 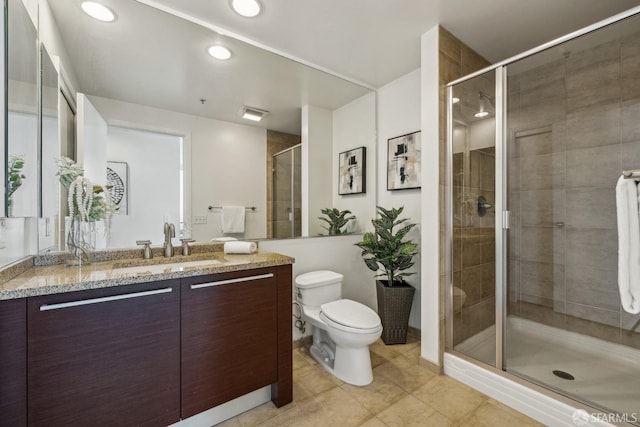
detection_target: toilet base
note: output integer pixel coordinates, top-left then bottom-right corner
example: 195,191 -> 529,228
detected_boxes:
308,327 -> 374,386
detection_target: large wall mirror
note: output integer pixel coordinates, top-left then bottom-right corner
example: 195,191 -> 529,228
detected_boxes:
3,0 -> 377,265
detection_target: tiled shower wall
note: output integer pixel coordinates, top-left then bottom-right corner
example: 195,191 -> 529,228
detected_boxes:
452,148 -> 496,346
439,28 -> 491,359
507,29 -> 640,348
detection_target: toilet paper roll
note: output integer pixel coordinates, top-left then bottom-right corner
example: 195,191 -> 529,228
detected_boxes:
224,241 -> 257,254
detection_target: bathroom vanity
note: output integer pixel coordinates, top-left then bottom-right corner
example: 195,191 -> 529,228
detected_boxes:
0,248 -> 293,427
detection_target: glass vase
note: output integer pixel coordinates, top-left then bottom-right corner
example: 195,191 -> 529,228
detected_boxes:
66,218 -> 96,266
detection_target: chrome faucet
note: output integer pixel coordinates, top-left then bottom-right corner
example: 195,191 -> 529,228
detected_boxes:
163,223 -> 175,257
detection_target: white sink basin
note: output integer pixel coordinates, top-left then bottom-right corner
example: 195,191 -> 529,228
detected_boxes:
114,259 -> 222,276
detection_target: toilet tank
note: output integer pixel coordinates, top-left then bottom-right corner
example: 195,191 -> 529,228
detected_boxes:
295,270 -> 343,308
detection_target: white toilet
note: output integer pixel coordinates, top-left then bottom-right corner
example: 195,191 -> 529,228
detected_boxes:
295,270 -> 382,386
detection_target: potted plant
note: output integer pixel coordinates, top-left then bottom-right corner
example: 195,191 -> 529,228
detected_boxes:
318,208 -> 356,235
355,206 -> 418,344
6,154 -> 26,216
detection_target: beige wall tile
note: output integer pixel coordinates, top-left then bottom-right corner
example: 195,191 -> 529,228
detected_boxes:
565,264 -> 619,311
621,103 -> 640,143
520,226 -> 564,264
564,228 -> 617,271
565,104 -> 621,150
565,145 -> 619,189
519,153 -> 565,191
565,188 -> 616,229
439,27 -> 462,63
519,189 -> 565,227
519,260 -> 563,301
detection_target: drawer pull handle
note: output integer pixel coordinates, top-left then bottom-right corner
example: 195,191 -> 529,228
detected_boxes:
190,273 -> 274,290
39,288 -> 173,311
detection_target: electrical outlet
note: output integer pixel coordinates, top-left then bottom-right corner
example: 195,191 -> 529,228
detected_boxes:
193,215 -> 207,224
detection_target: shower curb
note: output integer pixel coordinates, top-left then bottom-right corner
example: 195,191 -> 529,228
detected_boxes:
444,353 -> 617,427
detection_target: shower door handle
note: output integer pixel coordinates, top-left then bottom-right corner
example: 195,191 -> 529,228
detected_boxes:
502,211 -> 511,229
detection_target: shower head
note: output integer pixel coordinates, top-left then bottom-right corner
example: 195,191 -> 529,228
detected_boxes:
474,91 -> 494,118
478,91 -> 495,107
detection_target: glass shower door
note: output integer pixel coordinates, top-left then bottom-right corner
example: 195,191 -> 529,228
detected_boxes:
272,145 -> 301,239
449,70 -> 497,367
503,13 -> 640,419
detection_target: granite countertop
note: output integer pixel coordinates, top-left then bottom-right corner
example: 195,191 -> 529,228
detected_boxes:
0,250 -> 294,301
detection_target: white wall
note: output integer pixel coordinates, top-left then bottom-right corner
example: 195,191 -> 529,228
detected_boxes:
377,69 -> 422,329
107,127 -> 181,248
420,26 -> 441,365
260,235 -> 377,341
302,105 -> 333,236
88,95 -> 267,242
332,92 -> 377,234
38,0 -> 80,94
76,94 -> 108,185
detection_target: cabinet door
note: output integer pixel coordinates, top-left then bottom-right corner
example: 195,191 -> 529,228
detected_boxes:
28,281 -> 180,427
181,268 -> 278,418
0,298 -> 26,427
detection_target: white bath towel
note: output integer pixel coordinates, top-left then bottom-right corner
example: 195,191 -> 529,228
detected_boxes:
210,237 -> 238,242
221,206 -> 245,233
224,241 -> 257,254
616,175 -> 640,314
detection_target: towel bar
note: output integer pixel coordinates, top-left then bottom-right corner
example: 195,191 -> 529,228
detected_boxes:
622,169 -> 640,179
208,206 -> 257,211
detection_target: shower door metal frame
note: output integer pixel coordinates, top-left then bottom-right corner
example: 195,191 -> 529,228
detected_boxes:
494,66 -> 507,371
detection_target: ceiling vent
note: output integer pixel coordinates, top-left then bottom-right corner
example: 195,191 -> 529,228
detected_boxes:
241,106 -> 268,122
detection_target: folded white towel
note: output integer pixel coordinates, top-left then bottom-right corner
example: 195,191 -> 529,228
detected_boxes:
210,237 -> 238,242
616,175 -> 640,314
224,241 -> 257,255
221,206 -> 245,233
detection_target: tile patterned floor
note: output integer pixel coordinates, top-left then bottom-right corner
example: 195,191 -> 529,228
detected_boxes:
218,334 -> 543,426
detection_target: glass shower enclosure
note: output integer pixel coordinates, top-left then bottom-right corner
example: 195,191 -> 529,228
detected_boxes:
271,144 -> 301,239
447,10 -> 640,420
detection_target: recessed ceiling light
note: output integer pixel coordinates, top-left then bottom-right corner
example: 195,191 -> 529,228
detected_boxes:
230,0 -> 262,17
81,1 -> 116,22
474,111 -> 489,118
208,45 -> 232,60
241,106 -> 268,122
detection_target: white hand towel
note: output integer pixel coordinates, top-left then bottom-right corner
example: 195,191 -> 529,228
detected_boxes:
224,241 -> 257,254
616,175 -> 640,314
221,206 -> 245,233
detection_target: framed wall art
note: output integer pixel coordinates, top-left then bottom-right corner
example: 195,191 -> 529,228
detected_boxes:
387,131 -> 421,191
338,147 -> 366,195
106,161 -> 129,215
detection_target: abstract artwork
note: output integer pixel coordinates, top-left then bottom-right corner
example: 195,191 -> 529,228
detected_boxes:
338,147 -> 366,195
387,131 -> 421,190
107,161 -> 128,215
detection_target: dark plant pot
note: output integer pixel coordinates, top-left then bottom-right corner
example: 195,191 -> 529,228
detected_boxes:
375,280 -> 415,345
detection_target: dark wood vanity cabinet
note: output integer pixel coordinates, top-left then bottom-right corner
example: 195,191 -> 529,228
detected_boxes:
0,298 -> 27,427
181,265 -> 292,418
27,280 -> 181,427
8,262 -> 292,426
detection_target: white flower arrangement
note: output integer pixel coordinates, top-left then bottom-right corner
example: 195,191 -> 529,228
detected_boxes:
56,157 -> 116,222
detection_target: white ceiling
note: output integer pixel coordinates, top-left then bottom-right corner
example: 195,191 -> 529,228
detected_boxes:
145,0 -> 640,88
47,0 -> 640,135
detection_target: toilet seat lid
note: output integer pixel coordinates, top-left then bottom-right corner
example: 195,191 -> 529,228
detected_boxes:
320,299 -> 381,330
